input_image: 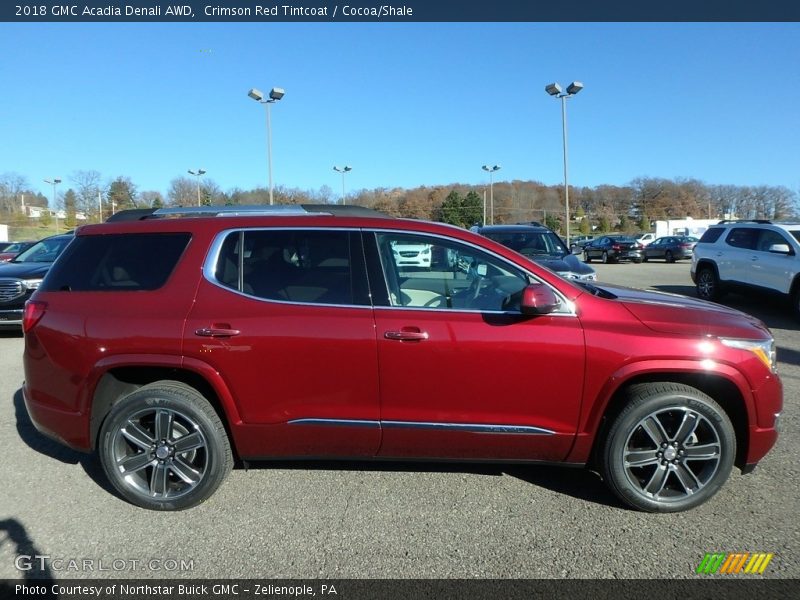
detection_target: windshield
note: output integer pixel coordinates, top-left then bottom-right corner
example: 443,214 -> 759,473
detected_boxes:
486,230 -> 569,258
12,237 -> 72,264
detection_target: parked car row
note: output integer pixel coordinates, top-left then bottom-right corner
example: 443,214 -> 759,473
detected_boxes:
0,233 -> 74,327
0,240 -> 35,263
580,235 -> 698,264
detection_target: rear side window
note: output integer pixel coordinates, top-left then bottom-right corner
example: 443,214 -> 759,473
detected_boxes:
42,233 -> 191,292
697,228 -> 724,244
212,229 -> 369,306
725,228 -> 759,250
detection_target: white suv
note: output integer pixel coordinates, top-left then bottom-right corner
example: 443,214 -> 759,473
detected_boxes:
691,220 -> 800,315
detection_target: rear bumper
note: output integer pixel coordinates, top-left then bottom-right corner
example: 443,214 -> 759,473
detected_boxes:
22,383 -> 91,452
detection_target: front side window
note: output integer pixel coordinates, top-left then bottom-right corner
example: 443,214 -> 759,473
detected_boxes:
213,229 -> 368,306
374,232 -> 529,312
756,230 -> 792,253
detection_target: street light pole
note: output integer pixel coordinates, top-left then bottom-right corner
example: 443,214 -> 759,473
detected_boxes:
44,178 -> 61,233
188,169 -> 207,206
333,166 -> 352,205
545,81 -> 583,246
481,165 -> 501,225
248,87 -> 285,205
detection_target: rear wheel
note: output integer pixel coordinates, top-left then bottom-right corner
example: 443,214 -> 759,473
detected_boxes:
98,381 -> 233,511
665,250 -> 675,263
601,251 -> 609,264
696,266 -> 722,301
601,383 -> 735,512
584,251 -> 592,263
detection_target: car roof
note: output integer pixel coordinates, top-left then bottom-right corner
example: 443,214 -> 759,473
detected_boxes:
475,224 -> 551,233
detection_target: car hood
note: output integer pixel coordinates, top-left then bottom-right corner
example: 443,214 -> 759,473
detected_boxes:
0,262 -> 53,279
600,284 -> 770,339
531,253 -> 594,276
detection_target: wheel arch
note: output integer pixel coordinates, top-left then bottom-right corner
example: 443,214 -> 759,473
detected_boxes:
578,369 -> 750,472
89,362 -> 242,457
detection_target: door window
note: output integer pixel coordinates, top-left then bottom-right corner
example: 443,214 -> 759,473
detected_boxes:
212,229 -> 369,306
373,232 -> 529,312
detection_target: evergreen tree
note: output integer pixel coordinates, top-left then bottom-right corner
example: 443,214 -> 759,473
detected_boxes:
63,189 -> 78,228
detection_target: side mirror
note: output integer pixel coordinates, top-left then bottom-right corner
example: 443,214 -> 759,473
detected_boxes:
768,243 -> 791,255
520,283 -> 559,315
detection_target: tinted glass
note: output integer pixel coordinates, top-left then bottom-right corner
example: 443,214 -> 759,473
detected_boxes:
697,228 -> 724,244
725,228 -> 759,250
756,230 -> 790,252
482,230 -> 568,258
214,229 -> 367,306
42,233 -> 190,292
374,232 -> 528,312
13,236 -> 72,263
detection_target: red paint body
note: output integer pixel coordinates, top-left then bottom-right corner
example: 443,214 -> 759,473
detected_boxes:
22,215 -> 781,473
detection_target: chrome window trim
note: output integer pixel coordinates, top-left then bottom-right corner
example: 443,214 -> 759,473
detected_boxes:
369,228 -> 577,317
202,226 -> 373,311
288,418 -> 554,435
202,226 -> 576,316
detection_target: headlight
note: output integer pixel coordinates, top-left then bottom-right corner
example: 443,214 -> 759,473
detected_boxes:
720,337 -> 777,373
21,278 -> 43,291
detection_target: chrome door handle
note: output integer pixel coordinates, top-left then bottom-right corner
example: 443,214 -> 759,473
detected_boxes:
195,327 -> 241,338
384,330 -> 429,341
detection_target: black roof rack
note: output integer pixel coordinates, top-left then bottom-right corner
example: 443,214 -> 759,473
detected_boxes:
105,204 -> 390,222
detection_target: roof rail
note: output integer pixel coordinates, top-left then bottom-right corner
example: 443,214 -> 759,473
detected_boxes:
105,204 -> 390,222
716,219 -> 772,224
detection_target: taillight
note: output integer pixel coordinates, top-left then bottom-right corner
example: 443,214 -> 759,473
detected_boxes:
612,244 -> 621,250
681,243 -> 692,248
23,300 -> 47,333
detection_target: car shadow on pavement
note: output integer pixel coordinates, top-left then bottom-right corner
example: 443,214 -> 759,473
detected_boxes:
0,518 -> 57,596
504,465 -> 626,509
13,389 -> 119,498
243,460 -> 625,510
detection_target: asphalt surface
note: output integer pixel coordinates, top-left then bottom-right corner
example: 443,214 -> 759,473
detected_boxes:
0,261 -> 797,580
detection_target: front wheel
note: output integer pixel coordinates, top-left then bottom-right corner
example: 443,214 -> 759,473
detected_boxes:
600,383 -> 735,512
98,381 -> 233,511
696,266 -> 722,302
584,251 -> 592,263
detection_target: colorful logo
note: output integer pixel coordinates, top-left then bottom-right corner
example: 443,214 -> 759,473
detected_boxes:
696,552 -> 774,575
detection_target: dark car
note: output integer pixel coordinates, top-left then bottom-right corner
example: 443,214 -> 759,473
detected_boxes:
0,240 -> 35,263
474,224 -> 597,281
568,235 -> 595,253
583,235 -> 643,263
0,233 -> 73,327
643,236 -> 697,263
22,206 -> 781,513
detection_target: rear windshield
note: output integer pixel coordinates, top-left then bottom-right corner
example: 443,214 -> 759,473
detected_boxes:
41,233 -> 191,292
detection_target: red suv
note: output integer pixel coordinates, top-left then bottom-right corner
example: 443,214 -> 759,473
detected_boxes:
22,206 -> 782,512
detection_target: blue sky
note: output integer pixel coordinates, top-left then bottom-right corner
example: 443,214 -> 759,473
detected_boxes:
1,23 -> 798,201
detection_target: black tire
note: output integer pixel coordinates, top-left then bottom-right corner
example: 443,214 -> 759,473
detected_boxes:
696,265 -> 722,302
584,251 -> 592,263
601,251 -> 609,264
665,250 -> 675,263
642,254 -> 649,263
98,381 -> 233,511
600,382 -> 735,512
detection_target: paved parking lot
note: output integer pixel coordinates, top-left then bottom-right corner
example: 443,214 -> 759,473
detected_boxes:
1,261 -> 797,579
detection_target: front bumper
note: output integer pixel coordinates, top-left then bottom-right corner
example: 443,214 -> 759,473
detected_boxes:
0,308 -> 22,327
